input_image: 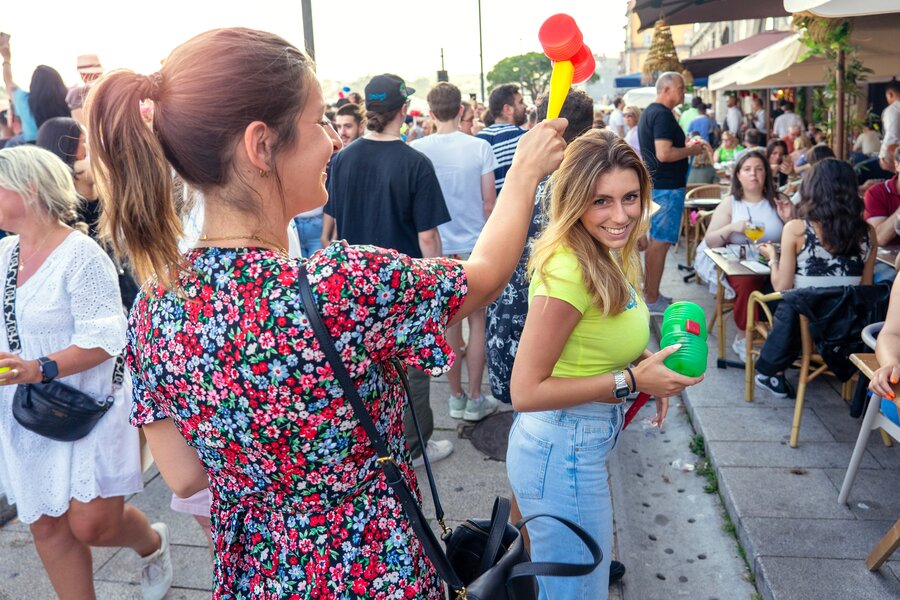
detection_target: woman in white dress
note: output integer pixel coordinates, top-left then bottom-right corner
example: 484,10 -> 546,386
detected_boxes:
0,146 -> 172,600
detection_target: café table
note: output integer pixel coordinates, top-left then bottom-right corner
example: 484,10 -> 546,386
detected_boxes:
703,246 -> 770,369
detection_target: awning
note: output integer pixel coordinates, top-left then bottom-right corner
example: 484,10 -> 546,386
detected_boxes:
633,0 -> 789,31
683,31 -> 793,77
708,13 -> 900,91
615,72 -> 709,88
783,0 -> 900,17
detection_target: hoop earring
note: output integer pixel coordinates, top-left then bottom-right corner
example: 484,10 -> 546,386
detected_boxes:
259,169 -> 270,178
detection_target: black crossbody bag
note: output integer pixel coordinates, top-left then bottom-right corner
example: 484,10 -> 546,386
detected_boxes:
5,243 -> 125,442
299,265 -> 602,600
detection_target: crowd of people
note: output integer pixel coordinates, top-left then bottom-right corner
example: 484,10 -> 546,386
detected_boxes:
0,24 -> 898,600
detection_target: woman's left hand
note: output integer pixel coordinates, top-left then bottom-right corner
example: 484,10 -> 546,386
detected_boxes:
650,396 -> 669,428
0,353 -> 41,385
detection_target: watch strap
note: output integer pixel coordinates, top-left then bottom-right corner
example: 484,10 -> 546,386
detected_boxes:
613,370 -> 629,398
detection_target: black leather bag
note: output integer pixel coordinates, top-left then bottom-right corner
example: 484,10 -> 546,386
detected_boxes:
4,243 -> 124,442
299,266 -> 602,599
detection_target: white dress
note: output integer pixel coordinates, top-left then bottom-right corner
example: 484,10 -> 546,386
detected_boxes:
0,232 -> 142,523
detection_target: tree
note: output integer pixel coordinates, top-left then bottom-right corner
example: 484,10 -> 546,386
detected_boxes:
642,19 -> 685,85
487,52 -> 552,103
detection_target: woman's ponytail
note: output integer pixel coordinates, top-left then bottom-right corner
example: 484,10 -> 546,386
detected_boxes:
85,70 -> 185,290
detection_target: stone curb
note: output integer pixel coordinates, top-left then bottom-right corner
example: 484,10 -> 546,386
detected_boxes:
680,383 -> 771,600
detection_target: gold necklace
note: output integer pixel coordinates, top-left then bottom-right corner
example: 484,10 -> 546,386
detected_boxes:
19,231 -> 52,272
197,234 -> 288,257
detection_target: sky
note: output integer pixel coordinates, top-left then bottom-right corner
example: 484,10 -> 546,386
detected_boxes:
5,0 -> 627,95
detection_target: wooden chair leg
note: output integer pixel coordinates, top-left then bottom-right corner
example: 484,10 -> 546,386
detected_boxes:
790,357 -> 811,448
866,519 -> 900,571
716,274 -> 726,361
881,429 -> 894,447
841,380 -> 853,402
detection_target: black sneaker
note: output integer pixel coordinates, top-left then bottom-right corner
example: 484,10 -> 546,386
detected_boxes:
609,560 -> 626,584
755,373 -> 792,398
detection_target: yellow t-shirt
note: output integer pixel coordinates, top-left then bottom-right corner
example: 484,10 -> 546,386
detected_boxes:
529,248 -> 649,378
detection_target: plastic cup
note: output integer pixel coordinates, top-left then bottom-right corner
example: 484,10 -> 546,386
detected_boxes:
571,45 -> 596,83
539,14 -> 583,61
660,331 -> 708,378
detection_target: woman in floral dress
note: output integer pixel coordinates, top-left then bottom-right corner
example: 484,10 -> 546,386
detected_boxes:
86,28 -> 566,599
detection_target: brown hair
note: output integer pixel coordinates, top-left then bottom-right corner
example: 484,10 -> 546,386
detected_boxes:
528,129 -> 652,316
336,102 -> 366,127
535,89 -> 594,144
366,108 -> 401,133
427,82 -> 461,122
730,150 -> 777,208
86,28 -> 315,289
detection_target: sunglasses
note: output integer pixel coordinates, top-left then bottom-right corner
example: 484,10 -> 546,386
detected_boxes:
624,113 -> 635,117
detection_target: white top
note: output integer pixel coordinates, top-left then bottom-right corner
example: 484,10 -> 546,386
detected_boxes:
727,196 -> 784,245
854,130 -> 881,155
410,131 -> 499,255
608,109 -> 626,136
773,111 -> 804,138
0,232 -> 142,523
726,106 -> 743,134
880,101 -> 900,160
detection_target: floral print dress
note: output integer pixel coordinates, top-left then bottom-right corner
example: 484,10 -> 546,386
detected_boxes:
128,242 -> 466,599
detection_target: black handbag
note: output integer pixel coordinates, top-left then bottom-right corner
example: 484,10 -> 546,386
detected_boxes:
4,242 -> 125,442
299,265 -> 602,600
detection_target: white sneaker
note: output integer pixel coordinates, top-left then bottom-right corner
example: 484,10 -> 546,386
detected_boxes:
412,439 -> 454,468
463,394 -> 499,422
141,522 -> 173,600
732,335 -> 747,365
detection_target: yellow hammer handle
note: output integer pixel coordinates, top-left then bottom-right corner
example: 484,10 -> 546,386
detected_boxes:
547,60 -> 574,120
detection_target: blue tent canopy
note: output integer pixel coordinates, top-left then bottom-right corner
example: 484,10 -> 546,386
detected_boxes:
614,72 -> 709,89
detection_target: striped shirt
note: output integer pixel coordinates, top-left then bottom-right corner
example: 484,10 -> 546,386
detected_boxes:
476,123 -> 526,192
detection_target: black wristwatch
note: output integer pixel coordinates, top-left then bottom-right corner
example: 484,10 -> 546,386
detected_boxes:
37,357 -> 59,384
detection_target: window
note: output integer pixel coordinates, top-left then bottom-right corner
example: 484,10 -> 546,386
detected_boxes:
721,27 -> 730,45
765,17 -> 775,30
643,32 -> 652,46
684,32 -> 693,45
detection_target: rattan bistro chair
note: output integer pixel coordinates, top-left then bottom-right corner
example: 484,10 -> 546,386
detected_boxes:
744,291 -> 854,448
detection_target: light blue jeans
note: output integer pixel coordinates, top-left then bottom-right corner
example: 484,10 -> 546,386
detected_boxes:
507,402 -> 625,600
293,215 -> 324,258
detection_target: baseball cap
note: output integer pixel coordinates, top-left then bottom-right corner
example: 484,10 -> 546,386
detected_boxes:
365,74 -> 414,113
76,54 -> 103,74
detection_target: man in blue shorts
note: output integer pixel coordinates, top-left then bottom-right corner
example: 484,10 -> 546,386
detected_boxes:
637,72 -> 704,313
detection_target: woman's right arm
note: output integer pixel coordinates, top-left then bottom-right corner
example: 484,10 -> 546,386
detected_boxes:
704,198 -> 741,248
871,281 -> 900,399
0,37 -> 17,93
452,120 -> 567,326
511,296 -> 701,413
142,419 -> 209,498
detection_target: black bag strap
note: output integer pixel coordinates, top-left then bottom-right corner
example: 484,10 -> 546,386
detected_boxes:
509,514 -> 603,579
479,496 -> 511,574
4,241 -> 125,389
298,264 -> 466,591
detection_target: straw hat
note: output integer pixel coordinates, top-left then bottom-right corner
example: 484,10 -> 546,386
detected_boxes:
76,54 -> 103,74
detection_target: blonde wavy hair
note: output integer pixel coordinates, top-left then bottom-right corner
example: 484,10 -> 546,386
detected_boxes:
528,129 -> 652,316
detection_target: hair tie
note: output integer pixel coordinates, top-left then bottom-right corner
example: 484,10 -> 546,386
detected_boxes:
141,72 -> 163,102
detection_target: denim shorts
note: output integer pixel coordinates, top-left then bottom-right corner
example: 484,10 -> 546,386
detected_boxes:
506,402 -> 625,600
650,187 -> 686,244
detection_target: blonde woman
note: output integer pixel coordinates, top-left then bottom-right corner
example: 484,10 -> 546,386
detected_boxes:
623,105 -> 641,157
0,146 -> 171,599
507,130 -> 703,599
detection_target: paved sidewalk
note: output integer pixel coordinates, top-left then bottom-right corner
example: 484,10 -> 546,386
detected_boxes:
659,251 -> 900,599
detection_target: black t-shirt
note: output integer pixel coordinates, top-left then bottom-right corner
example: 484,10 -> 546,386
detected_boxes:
324,138 -> 450,258
638,102 -> 689,189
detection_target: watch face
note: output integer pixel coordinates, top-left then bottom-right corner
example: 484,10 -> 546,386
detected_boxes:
41,359 -> 59,381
